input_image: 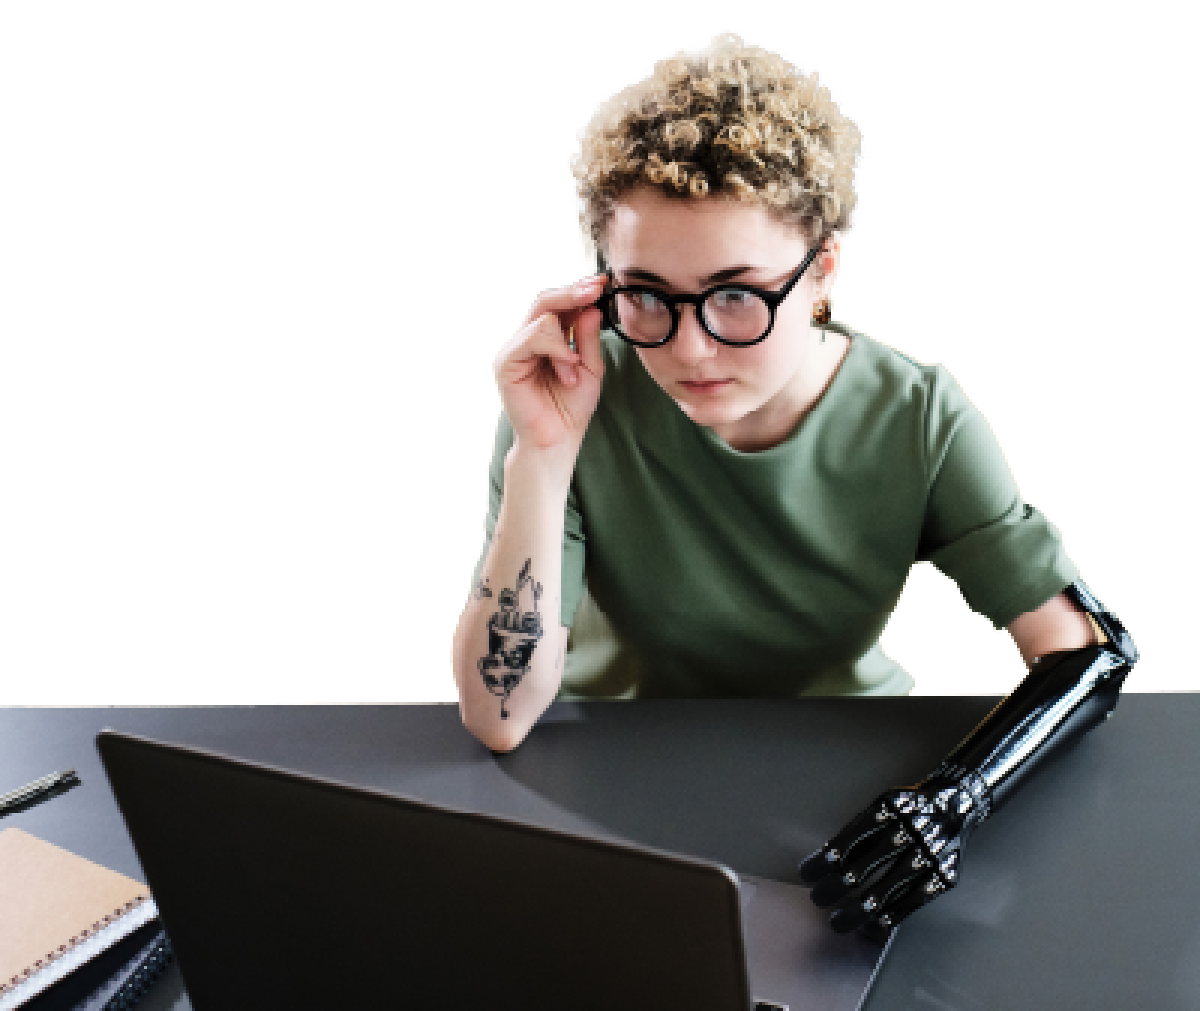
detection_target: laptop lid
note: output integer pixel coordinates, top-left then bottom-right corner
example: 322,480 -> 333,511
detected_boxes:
98,729 -> 769,1009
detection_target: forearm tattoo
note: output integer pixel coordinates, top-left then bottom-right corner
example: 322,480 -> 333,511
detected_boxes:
477,559 -> 543,720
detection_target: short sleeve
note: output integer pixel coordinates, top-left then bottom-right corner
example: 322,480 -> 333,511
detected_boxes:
469,412 -> 587,628
916,369 -> 1080,629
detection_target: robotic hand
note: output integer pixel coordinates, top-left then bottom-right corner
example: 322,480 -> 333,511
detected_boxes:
798,580 -> 1138,938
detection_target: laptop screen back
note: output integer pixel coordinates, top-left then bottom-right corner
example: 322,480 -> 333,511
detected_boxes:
98,730 -> 757,1010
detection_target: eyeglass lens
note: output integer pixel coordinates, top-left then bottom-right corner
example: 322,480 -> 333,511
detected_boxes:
611,289 -> 770,345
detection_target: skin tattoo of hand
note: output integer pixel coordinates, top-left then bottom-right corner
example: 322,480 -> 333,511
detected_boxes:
478,559 -> 543,720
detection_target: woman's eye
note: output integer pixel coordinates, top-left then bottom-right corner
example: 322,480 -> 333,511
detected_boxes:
622,291 -> 667,313
713,290 -> 750,308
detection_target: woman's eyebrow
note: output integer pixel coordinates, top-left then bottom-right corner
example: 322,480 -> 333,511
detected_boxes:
619,265 -> 760,287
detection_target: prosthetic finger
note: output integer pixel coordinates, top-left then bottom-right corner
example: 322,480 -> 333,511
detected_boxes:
799,798 -> 894,885
810,820 -> 912,908
831,843 -> 960,934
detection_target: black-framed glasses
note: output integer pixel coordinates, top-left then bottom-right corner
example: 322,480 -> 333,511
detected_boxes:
596,240 -> 825,348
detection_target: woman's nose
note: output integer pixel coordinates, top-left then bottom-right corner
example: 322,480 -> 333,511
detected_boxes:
671,304 -> 719,363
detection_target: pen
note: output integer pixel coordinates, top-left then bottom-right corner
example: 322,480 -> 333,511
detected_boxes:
0,769 -> 79,815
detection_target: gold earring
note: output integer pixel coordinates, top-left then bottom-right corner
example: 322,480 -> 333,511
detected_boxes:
811,298 -> 832,325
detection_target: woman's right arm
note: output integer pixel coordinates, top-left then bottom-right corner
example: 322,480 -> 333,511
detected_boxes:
453,446 -> 572,753
451,273 -> 607,752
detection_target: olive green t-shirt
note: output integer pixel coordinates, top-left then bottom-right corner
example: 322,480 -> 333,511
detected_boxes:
473,322 -> 1079,698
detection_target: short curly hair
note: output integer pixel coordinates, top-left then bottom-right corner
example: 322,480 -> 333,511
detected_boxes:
572,34 -> 862,276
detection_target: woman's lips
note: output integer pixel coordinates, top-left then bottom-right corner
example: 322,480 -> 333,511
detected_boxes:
679,379 -> 733,394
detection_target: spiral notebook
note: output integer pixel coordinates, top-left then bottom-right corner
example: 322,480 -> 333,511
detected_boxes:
0,828 -> 160,1009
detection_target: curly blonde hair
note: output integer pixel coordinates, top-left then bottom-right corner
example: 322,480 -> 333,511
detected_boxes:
573,34 -> 862,274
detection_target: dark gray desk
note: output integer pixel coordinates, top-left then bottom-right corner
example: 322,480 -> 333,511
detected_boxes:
3,697 -> 1198,1009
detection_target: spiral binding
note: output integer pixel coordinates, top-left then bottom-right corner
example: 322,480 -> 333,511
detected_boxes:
0,895 -> 150,995
102,931 -> 174,1011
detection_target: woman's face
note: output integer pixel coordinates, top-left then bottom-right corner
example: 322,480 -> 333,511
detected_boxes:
604,187 -> 841,451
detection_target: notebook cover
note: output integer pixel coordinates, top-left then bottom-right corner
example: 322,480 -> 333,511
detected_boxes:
0,828 -> 154,1006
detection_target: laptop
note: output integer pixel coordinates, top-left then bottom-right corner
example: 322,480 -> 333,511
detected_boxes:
97,730 -> 891,1010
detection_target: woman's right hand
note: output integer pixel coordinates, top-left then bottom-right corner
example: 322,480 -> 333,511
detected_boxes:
493,273 -> 608,466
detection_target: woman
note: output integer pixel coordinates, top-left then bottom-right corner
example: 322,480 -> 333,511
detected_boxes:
451,35 -> 1136,935
451,29 -> 1104,739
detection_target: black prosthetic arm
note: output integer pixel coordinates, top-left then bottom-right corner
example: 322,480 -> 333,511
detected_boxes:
798,579 -> 1137,937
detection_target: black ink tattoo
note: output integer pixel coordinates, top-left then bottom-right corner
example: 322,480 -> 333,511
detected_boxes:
477,558 -> 543,720
472,577 -> 493,601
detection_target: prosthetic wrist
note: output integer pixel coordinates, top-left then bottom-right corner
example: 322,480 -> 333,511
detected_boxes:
798,580 -> 1138,936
